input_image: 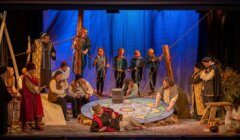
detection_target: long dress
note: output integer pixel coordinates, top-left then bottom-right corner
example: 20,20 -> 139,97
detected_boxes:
20,73 -> 44,123
32,39 -> 56,87
190,72 -> 205,116
0,77 -> 12,135
72,37 -> 91,76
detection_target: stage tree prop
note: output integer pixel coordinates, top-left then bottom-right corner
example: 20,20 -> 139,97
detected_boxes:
221,67 -> 240,103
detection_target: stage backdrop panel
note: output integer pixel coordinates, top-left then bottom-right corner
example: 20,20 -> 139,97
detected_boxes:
43,10 -> 199,96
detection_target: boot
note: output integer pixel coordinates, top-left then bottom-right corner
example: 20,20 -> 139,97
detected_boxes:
35,118 -> 44,130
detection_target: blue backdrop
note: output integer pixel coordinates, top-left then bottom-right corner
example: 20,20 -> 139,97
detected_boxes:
43,10 -> 199,97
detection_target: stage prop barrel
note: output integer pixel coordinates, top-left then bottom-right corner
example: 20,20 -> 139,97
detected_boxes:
111,88 -> 124,104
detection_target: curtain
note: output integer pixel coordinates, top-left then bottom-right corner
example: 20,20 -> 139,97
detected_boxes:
43,10 -> 199,95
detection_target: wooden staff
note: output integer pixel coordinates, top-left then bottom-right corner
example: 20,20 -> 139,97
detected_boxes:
0,11 -> 6,44
27,35 -> 31,63
162,45 -> 174,81
0,11 -> 20,88
77,10 -> 83,33
73,10 -> 84,75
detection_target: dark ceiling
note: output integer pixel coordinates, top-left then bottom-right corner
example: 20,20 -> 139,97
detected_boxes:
0,0 -> 240,10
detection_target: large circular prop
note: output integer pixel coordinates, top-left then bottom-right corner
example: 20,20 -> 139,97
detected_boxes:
81,98 -> 174,123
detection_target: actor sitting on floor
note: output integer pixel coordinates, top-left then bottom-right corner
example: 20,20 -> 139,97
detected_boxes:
225,97 -> 240,132
20,62 -> 44,131
90,104 -> 145,132
48,71 -> 77,121
122,78 -> 139,99
154,77 -> 190,119
69,75 -> 93,114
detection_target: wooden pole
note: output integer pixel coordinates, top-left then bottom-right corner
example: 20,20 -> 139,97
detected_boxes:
0,11 -> 7,44
162,45 -> 174,81
4,25 -> 20,88
77,10 -> 83,33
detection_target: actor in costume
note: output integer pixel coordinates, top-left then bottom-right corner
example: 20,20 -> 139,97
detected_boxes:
69,75 -> 93,114
113,48 -> 128,88
154,77 -> 190,119
122,78 -> 139,99
18,67 -> 27,91
90,104 -> 145,132
72,28 -> 91,77
5,67 -> 21,126
225,97 -> 240,132
5,67 -> 20,97
146,48 -> 161,93
94,48 -> 108,96
52,61 -> 70,81
48,71 -> 77,121
28,33 -> 56,88
0,65 -> 12,135
189,63 -> 205,119
200,56 -> 222,104
129,50 -> 145,87
20,62 -> 44,131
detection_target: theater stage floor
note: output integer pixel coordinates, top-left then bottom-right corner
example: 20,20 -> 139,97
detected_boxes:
4,119 -> 239,138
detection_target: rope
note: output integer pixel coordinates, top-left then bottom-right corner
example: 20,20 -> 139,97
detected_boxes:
141,10 -> 213,93
9,11 -> 212,93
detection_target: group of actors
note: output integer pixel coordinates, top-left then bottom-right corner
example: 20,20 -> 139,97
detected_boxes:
1,27 -> 239,134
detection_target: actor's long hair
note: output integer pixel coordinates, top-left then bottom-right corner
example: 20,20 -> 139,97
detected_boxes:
123,78 -> 134,95
163,77 -> 174,88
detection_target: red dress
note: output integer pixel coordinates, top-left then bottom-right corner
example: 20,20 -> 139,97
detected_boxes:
20,73 -> 44,122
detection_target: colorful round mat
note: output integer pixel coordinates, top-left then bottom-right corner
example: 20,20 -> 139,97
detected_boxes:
81,98 -> 174,123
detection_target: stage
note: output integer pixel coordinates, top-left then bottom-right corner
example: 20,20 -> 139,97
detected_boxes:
2,118 -> 239,140
0,93 -> 239,139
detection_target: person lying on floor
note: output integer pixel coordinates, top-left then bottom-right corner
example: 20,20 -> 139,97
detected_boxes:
90,104 -> 146,132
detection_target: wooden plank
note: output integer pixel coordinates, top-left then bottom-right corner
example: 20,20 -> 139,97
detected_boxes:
200,106 -> 210,125
205,102 -> 232,107
0,11 -> 7,44
4,25 -> 20,88
208,106 -> 217,124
